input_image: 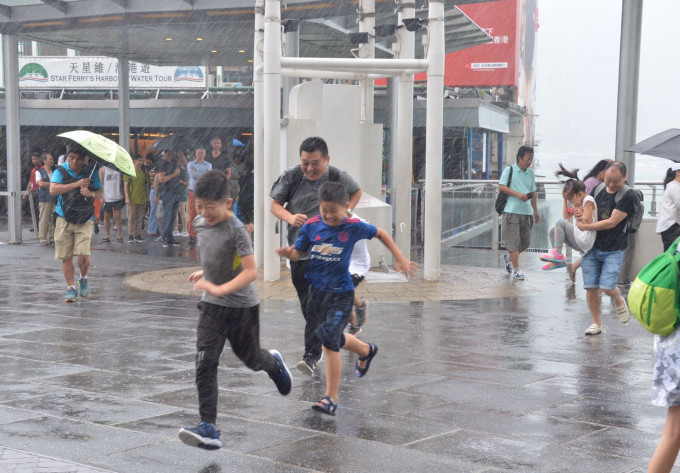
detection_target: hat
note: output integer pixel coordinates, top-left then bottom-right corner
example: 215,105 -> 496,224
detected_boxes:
671,163 -> 680,172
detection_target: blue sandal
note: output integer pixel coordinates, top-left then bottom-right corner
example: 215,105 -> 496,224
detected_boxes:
355,343 -> 378,378
312,396 -> 337,416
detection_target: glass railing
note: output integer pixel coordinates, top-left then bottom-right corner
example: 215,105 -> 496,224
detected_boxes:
413,179 -> 664,252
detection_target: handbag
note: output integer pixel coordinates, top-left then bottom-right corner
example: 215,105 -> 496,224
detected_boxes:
494,166 -> 513,215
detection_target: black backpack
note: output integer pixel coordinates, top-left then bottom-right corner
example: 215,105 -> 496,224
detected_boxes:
57,165 -> 95,224
593,182 -> 644,234
283,165 -> 342,205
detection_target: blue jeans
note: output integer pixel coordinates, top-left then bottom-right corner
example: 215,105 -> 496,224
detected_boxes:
307,287 -> 354,351
148,188 -> 159,236
160,191 -> 180,241
581,248 -> 624,290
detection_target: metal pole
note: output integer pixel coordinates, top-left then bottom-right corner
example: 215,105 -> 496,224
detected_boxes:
118,56 -> 130,151
616,0 -> 643,284
615,0 -> 643,185
394,1 -> 415,259
282,24 -> 299,118
253,0 -> 265,266
358,0 -> 375,123
3,34 -> 21,244
424,0 -> 445,281
263,0 -> 282,281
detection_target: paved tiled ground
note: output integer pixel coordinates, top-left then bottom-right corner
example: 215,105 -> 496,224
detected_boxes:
0,227 -> 677,472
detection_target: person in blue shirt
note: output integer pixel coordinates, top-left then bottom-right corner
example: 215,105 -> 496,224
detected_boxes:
50,144 -> 103,302
277,181 -> 417,416
498,145 -> 540,281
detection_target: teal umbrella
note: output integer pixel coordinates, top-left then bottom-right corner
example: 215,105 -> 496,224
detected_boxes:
58,130 -> 136,177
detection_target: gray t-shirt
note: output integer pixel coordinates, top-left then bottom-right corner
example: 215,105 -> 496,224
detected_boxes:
269,165 -> 360,245
194,213 -> 259,308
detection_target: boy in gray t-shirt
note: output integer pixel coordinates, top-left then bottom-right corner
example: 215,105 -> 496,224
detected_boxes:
178,171 -> 292,451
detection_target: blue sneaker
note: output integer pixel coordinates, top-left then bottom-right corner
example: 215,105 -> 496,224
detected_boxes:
268,350 -> 292,395
65,286 -> 78,303
502,254 -> 513,274
78,278 -> 90,298
178,421 -> 222,450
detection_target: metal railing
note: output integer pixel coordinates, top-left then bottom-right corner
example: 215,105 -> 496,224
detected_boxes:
413,179 -> 664,252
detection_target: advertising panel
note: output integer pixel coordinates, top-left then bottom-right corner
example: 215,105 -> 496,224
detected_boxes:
17,57 -> 206,89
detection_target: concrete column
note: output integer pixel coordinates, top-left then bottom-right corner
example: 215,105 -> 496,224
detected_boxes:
253,0 -> 265,266
263,0 -> 282,280
424,0 -> 445,281
118,56 -> 130,151
615,0 -> 643,186
282,24 -> 299,118
3,34 -> 22,243
358,0 -> 375,123
394,2 -> 415,258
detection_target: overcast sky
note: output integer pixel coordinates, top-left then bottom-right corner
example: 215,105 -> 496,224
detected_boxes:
535,0 -> 678,180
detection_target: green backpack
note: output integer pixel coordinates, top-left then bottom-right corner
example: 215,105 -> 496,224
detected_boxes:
627,239 -> 680,336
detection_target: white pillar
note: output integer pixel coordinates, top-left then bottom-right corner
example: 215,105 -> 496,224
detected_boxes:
263,0 -> 282,280
118,56 -> 130,151
253,0 -> 265,266
358,0 -> 375,123
395,3 -> 415,257
282,24 -> 299,118
3,34 -> 21,243
424,0 -> 445,281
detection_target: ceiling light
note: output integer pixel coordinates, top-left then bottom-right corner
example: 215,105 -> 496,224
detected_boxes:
196,37 -> 203,41
165,37 -> 173,41
210,49 -> 218,53
238,49 -> 245,53
247,59 -> 253,63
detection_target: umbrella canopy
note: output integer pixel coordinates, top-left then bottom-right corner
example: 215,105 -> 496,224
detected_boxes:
151,134 -> 201,152
58,130 -> 136,177
627,128 -> 680,162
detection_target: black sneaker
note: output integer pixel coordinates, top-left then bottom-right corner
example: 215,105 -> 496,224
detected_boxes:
170,238 -> 181,247
162,239 -> 170,248
189,237 -> 196,245
128,235 -> 135,242
355,299 -> 368,327
134,235 -> 144,242
296,353 -> 316,376
268,350 -> 292,395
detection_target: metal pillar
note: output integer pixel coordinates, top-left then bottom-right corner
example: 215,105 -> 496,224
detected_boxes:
394,2 -> 415,259
3,34 -> 21,243
263,0 -> 282,281
118,56 -> 130,151
253,0 -> 265,266
358,0 -> 375,123
282,24 -> 299,118
424,0 -> 445,281
615,0 -> 643,185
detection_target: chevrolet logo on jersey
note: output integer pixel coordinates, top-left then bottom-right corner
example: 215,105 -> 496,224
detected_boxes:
311,243 -> 343,255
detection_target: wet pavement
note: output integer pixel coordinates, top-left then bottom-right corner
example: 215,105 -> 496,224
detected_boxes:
0,225 -> 675,472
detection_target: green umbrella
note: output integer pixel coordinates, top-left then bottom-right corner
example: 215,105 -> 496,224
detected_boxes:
58,130 -> 136,177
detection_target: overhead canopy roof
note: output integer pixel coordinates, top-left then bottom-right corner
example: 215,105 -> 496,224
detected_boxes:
0,0 -> 493,66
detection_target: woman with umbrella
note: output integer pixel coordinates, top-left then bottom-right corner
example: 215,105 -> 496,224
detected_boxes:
656,163 -> 680,251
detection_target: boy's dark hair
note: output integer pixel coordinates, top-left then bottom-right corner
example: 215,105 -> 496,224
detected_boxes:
195,170 -> 231,201
299,136 -> 328,158
319,181 -> 348,205
66,143 -> 88,158
516,145 -> 534,160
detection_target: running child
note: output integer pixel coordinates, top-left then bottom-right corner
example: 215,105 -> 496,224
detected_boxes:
277,181 -> 417,416
346,210 -> 370,336
178,170 -> 292,450
539,165 -> 597,277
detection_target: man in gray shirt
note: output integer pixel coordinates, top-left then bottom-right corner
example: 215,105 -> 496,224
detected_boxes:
270,136 -> 362,375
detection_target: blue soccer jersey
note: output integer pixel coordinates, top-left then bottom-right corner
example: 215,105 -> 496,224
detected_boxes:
294,215 -> 377,293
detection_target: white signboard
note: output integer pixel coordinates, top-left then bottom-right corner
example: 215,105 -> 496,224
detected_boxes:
18,56 -> 206,89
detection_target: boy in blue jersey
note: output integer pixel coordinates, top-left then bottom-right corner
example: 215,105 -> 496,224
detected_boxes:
277,181 -> 417,415
178,171 -> 292,450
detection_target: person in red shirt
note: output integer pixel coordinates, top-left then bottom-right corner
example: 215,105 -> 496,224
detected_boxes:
25,152 -> 43,232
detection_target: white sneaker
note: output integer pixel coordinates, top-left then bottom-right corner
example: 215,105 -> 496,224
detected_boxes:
172,231 -> 181,236
180,231 -> 189,237
512,270 -> 525,281
615,297 -> 630,324
585,324 -> 602,335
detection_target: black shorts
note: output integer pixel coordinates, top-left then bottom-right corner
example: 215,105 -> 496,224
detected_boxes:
103,198 -> 125,214
351,274 -> 365,288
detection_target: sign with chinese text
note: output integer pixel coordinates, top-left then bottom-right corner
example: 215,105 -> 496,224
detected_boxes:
17,57 -> 206,89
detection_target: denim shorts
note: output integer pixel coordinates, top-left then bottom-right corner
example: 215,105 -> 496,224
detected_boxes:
581,248 -> 624,290
307,287 -> 354,351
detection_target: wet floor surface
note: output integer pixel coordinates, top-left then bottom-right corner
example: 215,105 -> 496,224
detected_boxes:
0,230 -> 676,472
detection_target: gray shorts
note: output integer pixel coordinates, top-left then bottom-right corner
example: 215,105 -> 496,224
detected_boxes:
502,213 -> 533,253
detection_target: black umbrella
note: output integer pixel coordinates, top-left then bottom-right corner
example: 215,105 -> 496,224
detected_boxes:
151,134 -> 201,151
627,129 -> 680,162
